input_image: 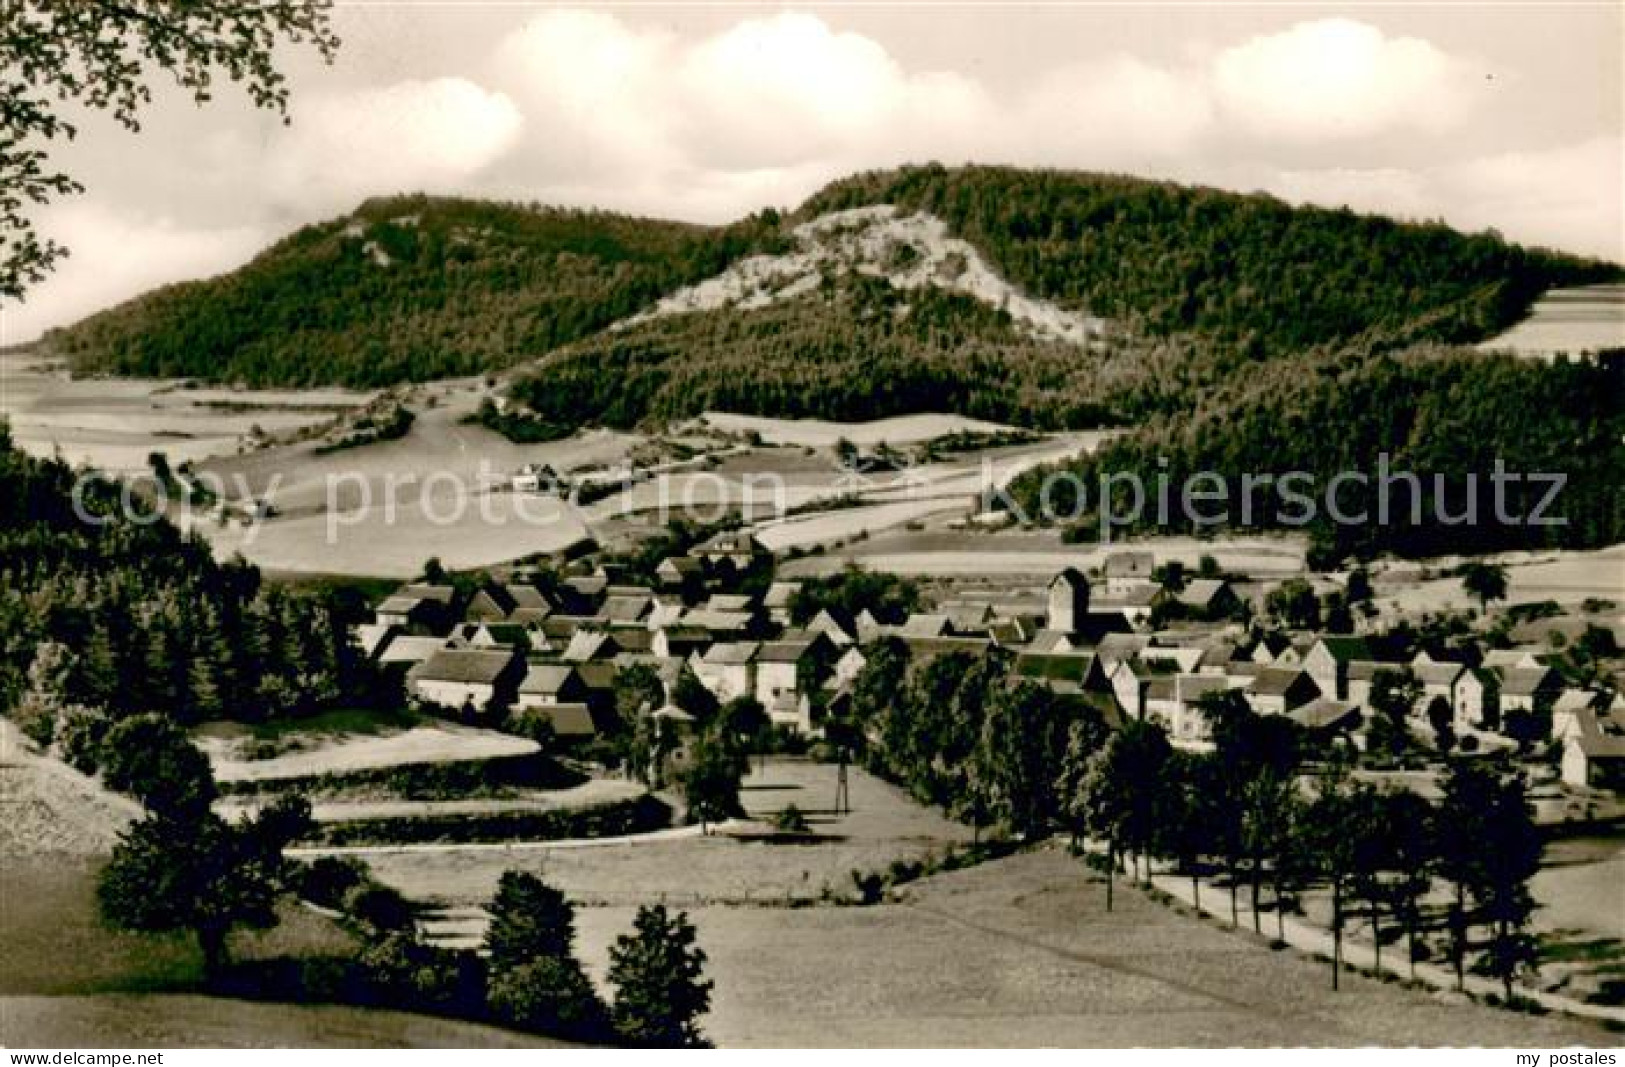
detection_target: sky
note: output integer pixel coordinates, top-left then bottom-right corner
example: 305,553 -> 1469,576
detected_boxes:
4,1 -> 1621,344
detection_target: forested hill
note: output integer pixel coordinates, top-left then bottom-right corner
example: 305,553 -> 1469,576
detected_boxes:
46,195 -> 788,387
799,165 -> 1620,356
0,422 -> 385,728
46,166 -> 1619,395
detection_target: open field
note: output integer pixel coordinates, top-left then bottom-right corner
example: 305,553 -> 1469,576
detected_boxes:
566,848 -> 1617,1047
0,354 -> 367,473
350,758 -> 973,910
189,387 -> 616,576
1479,284 -> 1625,359
195,718 -> 539,784
781,529 -> 1311,579
1369,546 -> 1625,617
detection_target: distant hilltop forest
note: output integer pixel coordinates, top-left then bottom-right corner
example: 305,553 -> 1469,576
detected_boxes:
47,165 -> 1617,400
40,165 -> 1625,559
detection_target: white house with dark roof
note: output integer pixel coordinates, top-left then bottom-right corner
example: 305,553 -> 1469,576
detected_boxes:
409,647 -> 524,713
692,641 -> 760,702
515,664 -> 588,709
1246,667 -> 1321,716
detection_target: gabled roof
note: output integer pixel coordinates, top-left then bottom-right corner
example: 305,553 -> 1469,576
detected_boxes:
1495,665 -> 1562,697
944,602 -> 995,632
656,556 -> 703,576
1104,551 -> 1155,575
1346,659 -> 1388,681
682,609 -> 753,633
763,582 -> 801,609
1290,698 -> 1362,732
1094,582 -> 1158,607
573,662 -> 617,690
610,629 -> 654,654
355,622 -> 398,658
658,624 -> 711,643
468,585 -> 518,616
564,573 -> 608,597
702,641 -> 760,666
757,639 -> 817,664
539,615 -> 590,639
1566,706 -> 1625,759
563,631 -> 615,662
705,593 -> 756,612
603,594 -> 653,623
899,613 -> 951,638
1173,578 -> 1231,608
378,635 -> 448,664
1483,647 -> 1548,669
376,594 -> 430,615
1094,633 -> 1152,664
1415,662 -> 1466,687
400,583 -> 457,603
1312,636 -> 1374,663
523,702 -> 598,738
695,529 -> 768,556
1175,674 -> 1232,704
1136,647 -> 1205,673
474,623 -> 531,647
1026,629 -> 1076,653
519,663 -> 579,696
1249,667 -> 1318,698
413,647 -> 519,685
1554,687 -> 1608,714
507,585 -> 552,611
1196,637 -> 1239,670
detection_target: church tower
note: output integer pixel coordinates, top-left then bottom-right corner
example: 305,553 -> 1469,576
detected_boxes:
1047,568 -> 1090,633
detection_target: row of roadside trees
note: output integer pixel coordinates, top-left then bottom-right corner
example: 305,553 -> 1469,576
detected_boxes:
1063,691 -> 1543,999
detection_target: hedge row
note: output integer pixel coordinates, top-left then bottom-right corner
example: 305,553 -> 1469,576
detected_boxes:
302,794 -> 673,847
218,750 -> 586,799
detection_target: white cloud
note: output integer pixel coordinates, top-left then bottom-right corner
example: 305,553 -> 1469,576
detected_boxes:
1014,56 -> 1216,166
264,77 -> 523,211
1212,19 -> 1478,140
2,202 -> 266,344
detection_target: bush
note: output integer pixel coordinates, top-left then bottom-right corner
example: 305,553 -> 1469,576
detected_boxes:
55,707 -> 110,774
356,931 -> 487,1015
773,804 -> 810,833
296,856 -> 369,911
304,795 -> 673,847
488,956 -> 608,1040
342,882 -> 415,934
215,750 -> 585,799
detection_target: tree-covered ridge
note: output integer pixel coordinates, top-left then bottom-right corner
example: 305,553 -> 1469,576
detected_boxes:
0,422 -> 385,728
48,195 -> 788,387
802,165 -> 1620,354
507,271 -> 1198,430
1006,350 -> 1625,563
